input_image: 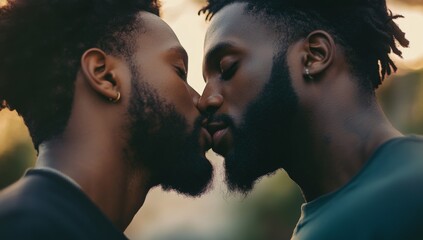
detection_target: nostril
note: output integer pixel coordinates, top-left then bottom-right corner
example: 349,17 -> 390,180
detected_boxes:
203,94 -> 223,115
197,93 -> 223,114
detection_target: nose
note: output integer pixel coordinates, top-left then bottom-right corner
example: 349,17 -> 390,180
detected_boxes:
186,84 -> 201,106
197,84 -> 223,115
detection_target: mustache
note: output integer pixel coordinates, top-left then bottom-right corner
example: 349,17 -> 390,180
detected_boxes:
194,114 -> 208,128
204,113 -> 236,130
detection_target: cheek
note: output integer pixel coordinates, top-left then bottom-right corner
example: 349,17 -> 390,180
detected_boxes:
138,58 -> 199,125
150,71 -> 198,119
224,60 -> 272,121
168,84 -> 197,113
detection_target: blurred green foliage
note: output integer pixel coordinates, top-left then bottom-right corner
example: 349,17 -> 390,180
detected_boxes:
0,142 -> 36,189
0,110 -> 36,190
379,70 -> 423,134
226,171 -> 303,240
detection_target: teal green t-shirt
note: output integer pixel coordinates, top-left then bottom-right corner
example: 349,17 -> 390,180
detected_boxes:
291,136 -> 423,240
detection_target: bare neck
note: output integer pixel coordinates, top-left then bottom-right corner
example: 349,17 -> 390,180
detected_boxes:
287,93 -> 402,202
36,127 -> 150,231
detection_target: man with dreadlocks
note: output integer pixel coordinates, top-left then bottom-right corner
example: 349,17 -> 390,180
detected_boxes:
0,0 -> 214,238
198,0 -> 423,239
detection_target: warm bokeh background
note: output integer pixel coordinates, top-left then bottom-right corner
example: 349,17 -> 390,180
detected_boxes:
0,0 -> 422,239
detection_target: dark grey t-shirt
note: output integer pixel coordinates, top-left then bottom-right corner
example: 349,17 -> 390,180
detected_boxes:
292,136 -> 423,240
0,169 -> 127,240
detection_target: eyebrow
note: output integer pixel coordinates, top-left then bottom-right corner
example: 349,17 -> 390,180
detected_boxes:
168,46 -> 189,70
204,41 -> 237,69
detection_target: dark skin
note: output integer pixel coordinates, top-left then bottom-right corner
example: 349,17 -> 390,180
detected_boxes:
199,3 -> 402,201
286,31 -> 402,200
36,12 -> 208,230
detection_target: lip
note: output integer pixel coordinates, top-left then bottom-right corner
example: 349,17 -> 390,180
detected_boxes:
199,127 -> 212,151
206,122 -> 232,156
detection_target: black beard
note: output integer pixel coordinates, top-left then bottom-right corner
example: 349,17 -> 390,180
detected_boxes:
126,68 -> 213,197
224,51 -> 299,193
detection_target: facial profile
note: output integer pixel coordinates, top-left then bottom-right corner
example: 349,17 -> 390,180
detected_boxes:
0,0 -> 216,234
123,12 -> 213,196
200,3 -> 299,193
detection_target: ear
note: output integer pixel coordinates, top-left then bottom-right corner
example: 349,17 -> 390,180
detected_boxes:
80,48 -> 121,102
302,30 -> 335,80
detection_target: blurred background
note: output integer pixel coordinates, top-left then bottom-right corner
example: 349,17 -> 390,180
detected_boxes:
0,0 -> 422,239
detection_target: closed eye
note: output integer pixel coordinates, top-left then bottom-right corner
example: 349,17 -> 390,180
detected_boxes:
176,66 -> 187,82
221,62 -> 238,81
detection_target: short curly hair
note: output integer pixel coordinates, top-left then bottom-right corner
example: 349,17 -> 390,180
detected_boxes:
0,0 -> 160,149
199,0 -> 409,92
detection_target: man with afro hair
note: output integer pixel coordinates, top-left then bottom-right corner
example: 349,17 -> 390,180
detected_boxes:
0,0 -> 214,238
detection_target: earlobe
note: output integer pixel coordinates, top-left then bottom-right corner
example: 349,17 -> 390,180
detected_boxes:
302,30 -> 335,80
81,48 -> 121,103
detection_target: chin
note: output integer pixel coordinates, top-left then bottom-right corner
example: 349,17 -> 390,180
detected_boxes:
213,148 -> 228,157
212,141 -> 234,157
160,154 -> 214,197
223,144 -> 283,194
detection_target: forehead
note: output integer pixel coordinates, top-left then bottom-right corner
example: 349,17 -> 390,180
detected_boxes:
134,12 -> 184,58
205,3 -> 277,52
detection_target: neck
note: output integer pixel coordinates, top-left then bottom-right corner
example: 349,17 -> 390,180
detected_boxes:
33,75 -> 153,231
36,132 -> 150,231
286,96 -> 402,202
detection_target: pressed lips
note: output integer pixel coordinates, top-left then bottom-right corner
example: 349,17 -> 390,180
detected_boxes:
199,127 -> 213,152
206,121 -> 232,156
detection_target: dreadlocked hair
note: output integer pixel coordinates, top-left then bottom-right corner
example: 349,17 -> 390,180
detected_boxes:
0,0 -> 160,149
199,0 -> 409,92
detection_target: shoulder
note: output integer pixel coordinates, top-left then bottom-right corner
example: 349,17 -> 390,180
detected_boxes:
356,135 -> 423,215
0,175 -> 42,215
0,175 -> 70,238
0,170 -> 127,240
0,172 -> 86,239
0,170 -> 64,214
334,135 -> 423,214
382,135 -> 423,155
378,135 -> 423,179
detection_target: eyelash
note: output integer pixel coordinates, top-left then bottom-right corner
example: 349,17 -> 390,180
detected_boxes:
221,62 -> 238,81
176,67 -> 187,81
